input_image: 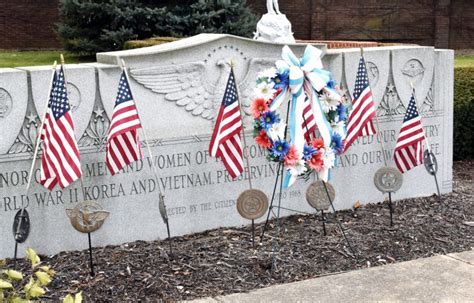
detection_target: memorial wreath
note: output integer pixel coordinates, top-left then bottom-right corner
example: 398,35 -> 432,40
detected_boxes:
251,45 -> 348,187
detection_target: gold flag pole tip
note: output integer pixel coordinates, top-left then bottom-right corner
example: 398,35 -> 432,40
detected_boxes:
60,54 -> 65,65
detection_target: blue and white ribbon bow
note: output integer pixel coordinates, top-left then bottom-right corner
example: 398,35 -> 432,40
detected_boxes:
270,45 -> 335,187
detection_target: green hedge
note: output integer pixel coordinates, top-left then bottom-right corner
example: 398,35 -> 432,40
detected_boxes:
453,67 -> 474,160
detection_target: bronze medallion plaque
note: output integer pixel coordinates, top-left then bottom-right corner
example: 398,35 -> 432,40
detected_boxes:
237,189 -> 268,220
66,201 -> 109,233
423,150 -> 438,176
12,209 -> 30,243
374,166 -> 403,193
306,180 -> 334,210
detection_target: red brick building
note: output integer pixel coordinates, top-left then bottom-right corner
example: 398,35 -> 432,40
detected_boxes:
0,0 -> 472,50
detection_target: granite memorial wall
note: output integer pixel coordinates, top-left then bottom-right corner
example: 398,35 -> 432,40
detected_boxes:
0,34 -> 453,258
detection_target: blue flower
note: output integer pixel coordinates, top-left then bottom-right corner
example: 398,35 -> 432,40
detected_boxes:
303,144 -> 317,160
331,133 -> 344,154
327,78 -> 336,89
337,103 -> 347,121
260,111 -> 280,130
271,140 -> 290,160
272,70 -> 290,90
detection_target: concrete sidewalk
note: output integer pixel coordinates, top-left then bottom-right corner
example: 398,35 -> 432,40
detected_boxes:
191,250 -> 474,302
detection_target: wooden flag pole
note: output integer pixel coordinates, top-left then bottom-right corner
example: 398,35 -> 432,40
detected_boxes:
121,59 -> 173,257
360,48 -> 396,226
410,83 -> 441,202
230,60 -> 257,248
59,54 -> 87,201
13,61 -> 57,268
61,54 -> 97,276
360,48 -> 388,167
25,61 -> 57,192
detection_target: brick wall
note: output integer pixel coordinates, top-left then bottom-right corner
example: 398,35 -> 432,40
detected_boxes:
0,0 -> 472,50
0,0 -> 61,49
247,0 -> 474,49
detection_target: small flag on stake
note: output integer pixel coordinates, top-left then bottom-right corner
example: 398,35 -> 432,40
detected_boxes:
344,56 -> 377,152
209,68 -> 244,178
394,92 -> 426,173
106,71 -> 143,175
39,66 -> 82,190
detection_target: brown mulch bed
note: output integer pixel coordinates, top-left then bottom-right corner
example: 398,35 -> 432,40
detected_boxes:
8,160 -> 474,302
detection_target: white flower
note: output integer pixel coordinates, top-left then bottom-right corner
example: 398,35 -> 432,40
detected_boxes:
289,159 -> 307,175
254,81 -> 276,101
258,67 -> 277,80
268,121 -> 286,141
331,121 -> 346,139
319,94 -> 339,113
322,147 -> 336,169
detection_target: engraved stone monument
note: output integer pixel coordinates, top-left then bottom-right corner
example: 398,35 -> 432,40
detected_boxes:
0,34 -> 453,258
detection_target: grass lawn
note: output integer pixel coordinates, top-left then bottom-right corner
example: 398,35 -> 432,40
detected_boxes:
0,50 -> 94,68
454,55 -> 474,68
0,49 -> 473,68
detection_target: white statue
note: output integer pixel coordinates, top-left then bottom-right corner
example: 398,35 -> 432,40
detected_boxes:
266,0 -> 281,15
254,0 -> 295,43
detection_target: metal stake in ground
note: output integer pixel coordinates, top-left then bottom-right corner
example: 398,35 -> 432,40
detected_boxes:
87,232 -> 95,276
230,62 -> 269,249
321,181 -> 357,257
374,167 -> 403,226
260,102 -> 291,243
121,59 -> 173,256
301,102 -> 331,236
360,47 -> 401,226
66,201 -> 109,276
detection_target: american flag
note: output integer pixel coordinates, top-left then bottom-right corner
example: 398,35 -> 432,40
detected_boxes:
344,56 -> 377,152
394,93 -> 426,173
302,97 -> 316,143
209,68 -> 244,178
39,67 -> 82,190
106,71 -> 143,175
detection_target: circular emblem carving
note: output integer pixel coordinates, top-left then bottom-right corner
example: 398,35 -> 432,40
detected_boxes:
374,166 -> 403,193
401,59 -> 425,86
423,150 -> 438,176
237,189 -> 268,220
367,62 -> 380,87
12,209 -> 30,243
67,83 -> 81,112
306,180 -> 334,210
0,88 -> 13,119
66,201 -> 109,233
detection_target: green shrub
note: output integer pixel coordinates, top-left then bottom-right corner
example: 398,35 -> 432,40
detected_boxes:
453,67 -> 474,160
57,0 -> 257,54
163,0 -> 258,38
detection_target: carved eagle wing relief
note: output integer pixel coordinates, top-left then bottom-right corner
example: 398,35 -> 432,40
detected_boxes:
130,58 -> 276,122
130,62 -> 221,120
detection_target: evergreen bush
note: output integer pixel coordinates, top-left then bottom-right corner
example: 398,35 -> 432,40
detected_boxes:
57,0 -> 257,54
453,67 -> 474,160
